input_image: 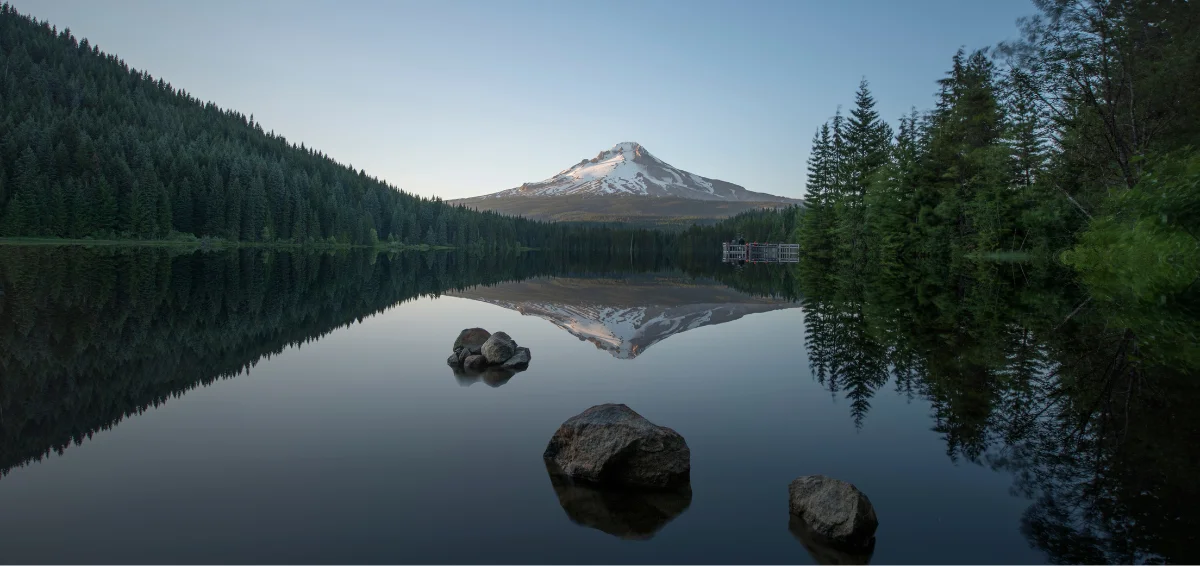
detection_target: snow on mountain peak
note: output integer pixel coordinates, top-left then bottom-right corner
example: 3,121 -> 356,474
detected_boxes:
479,142 -> 793,202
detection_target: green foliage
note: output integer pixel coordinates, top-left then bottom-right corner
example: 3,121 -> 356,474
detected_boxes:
1063,149 -> 1200,306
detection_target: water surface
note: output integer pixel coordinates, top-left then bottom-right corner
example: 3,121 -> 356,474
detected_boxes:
0,247 -> 1193,564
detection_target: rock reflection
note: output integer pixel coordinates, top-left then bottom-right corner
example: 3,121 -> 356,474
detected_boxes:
789,514 -> 875,565
449,366 -> 517,388
544,462 -> 692,540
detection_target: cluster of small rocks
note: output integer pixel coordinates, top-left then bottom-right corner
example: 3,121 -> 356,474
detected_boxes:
447,327 -> 531,372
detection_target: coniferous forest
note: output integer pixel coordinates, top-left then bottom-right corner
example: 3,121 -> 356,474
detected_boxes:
0,4 -> 677,254
676,0 -> 1198,309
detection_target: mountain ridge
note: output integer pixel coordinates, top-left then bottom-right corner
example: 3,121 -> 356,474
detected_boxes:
472,142 -> 797,202
449,142 -> 801,224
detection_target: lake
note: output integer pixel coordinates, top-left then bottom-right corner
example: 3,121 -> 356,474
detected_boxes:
0,246 -> 1194,564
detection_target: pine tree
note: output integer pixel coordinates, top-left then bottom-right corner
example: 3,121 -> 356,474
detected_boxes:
838,78 -> 894,260
864,110 -> 921,265
203,168 -> 225,237
155,182 -> 172,237
800,123 -> 836,257
173,176 -> 194,234
96,177 -> 117,236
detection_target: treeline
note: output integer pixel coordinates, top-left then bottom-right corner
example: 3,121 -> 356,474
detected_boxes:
0,4 -> 672,253
679,0 -> 1199,306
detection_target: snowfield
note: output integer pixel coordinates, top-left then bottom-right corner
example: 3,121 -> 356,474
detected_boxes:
478,142 -> 792,202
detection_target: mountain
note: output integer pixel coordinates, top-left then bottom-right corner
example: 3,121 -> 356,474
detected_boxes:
448,274 -> 801,359
450,143 -> 802,225
480,142 -> 793,201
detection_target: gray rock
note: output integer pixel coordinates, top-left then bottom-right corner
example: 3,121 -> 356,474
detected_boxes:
481,331 -> 517,364
455,344 -> 480,364
463,354 -> 488,371
447,351 -> 462,366
545,461 -> 691,540
501,347 -> 531,369
453,328 -> 491,351
788,475 -> 878,548
543,404 -> 690,489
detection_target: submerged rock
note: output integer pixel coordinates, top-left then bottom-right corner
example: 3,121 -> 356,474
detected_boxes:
450,366 -> 481,387
453,328 -> 491,351
545,461 -> 692,540
543,403 -> 690,489
481,366 -> 515,388
788,475 -> 878,549
481,331 -> 517,364
789,514 -> 875,565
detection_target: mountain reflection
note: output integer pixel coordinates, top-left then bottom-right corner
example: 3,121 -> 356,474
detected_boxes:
448,275 -> 801,359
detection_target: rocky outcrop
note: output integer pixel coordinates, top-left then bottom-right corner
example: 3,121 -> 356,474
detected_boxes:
543,404 -> 690,489
545,461 -> 691,540
446,328 -> 531,384
788,475 -> 878,550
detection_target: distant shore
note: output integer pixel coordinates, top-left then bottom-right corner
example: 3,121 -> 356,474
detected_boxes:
0,237 -> 461,252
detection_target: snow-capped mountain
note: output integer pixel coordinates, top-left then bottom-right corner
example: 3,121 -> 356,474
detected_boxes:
448,275 -> 801,359
475,142 -> 797,202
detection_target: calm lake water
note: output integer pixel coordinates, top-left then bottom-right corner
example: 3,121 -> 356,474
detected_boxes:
0,247 -> 1194,564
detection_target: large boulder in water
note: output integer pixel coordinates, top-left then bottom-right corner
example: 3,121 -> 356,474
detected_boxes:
481,331 -> 517,365
453,328 -> 491,351
545,461 -> 691,540
543,404 -> 690,489
788,475 -> 878,549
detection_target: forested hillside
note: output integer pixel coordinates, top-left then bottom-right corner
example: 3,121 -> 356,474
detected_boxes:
678,0 -> 1199,307
0,4 -> 674,253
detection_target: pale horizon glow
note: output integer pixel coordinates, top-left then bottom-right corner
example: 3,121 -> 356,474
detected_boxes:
16,0 -> 1036,200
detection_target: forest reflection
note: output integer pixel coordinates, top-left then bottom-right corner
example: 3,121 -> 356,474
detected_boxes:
793,256 -> 1198,565
0,245 -> 676,478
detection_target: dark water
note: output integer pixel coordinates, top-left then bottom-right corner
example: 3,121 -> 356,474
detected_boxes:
0,247 -> 1194,564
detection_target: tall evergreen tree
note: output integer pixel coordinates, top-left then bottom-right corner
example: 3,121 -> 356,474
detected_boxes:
838,78 -> 894,260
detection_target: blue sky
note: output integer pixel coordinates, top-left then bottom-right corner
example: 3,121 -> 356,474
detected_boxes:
18,0 -> 1036,199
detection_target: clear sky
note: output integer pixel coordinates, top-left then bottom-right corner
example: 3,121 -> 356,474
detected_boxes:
16,0 -> 1036,200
